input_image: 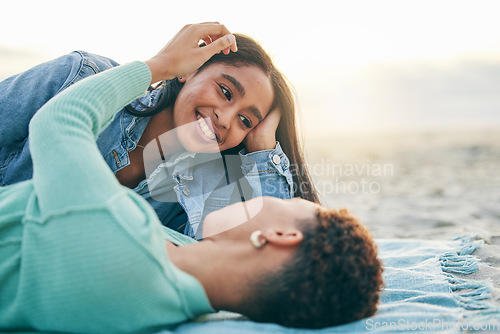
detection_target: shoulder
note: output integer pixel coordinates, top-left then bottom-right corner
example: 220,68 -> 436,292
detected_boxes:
55,51 -> 121,91
72,50 -> 121,72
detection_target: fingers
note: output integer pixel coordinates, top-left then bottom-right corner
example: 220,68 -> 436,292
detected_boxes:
198,21 -> 221,25
268,107 -> 282,117
201,35 -> 213,46
193,22 -> 230,36
263,107 -> 282,126
204,34 -> 237,56
145,22 -> 238,83
189,23 -> 238,55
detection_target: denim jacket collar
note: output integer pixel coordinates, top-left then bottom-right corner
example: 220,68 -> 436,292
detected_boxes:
122,88 -> 164,150
122,113 -> 150,151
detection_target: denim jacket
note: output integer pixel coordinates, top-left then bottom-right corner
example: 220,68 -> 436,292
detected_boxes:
0,51 -> 293,239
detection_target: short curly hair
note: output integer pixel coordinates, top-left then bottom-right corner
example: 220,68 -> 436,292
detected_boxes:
243,206 -> 383,328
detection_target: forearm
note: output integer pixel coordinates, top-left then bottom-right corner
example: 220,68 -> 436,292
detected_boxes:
29,61 -> 152,213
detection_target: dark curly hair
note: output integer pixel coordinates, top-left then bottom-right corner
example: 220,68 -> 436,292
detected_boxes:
243,207 -> 383,328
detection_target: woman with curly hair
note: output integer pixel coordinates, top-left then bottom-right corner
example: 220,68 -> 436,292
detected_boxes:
0,23 -> 382,332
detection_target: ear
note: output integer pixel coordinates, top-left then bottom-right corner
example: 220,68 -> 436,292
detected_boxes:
263,229 -> 303,247
178,72 -> 195,83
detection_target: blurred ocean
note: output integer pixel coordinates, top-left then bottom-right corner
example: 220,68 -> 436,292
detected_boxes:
305,128 -> 500,240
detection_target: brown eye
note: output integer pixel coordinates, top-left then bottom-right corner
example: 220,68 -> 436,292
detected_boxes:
239,115 -> 252,128
219,84 -> 232,101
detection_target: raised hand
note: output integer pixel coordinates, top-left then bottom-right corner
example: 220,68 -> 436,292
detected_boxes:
244,107 -> 281,153
144,22 -> 238,84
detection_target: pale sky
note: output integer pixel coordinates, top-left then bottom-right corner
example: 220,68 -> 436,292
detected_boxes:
2,0 -> 500,135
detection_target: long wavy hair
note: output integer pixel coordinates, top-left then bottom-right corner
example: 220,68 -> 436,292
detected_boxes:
126,34 -> 319,202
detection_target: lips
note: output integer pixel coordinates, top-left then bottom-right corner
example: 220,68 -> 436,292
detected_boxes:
195,111 -> 219,143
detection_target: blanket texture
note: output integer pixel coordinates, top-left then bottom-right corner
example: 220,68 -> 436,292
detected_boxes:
158,236 -> 500,333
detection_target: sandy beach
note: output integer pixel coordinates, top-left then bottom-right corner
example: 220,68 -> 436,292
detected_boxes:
305,128 -> 500,307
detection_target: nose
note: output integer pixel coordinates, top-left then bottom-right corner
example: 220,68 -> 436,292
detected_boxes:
214,107 -> 237,130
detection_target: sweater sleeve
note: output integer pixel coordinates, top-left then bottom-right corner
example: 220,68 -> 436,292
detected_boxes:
28,61 -> 152,215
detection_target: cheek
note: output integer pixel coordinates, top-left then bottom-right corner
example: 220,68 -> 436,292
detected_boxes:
221,129 -> 248,150
203,206 -> 249,238
172,96 -> 190,129
202,199 -> 265,238
173,86 -> 214,124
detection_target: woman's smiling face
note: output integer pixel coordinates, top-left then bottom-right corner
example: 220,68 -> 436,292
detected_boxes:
173,63 -> 274,153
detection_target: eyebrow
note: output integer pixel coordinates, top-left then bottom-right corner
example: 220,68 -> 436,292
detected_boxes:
249,105 -> 263,122
221,73 -> 263,122
221,73 -> 245,96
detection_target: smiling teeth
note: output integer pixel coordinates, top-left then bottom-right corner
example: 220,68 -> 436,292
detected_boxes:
196,114 -> 216,141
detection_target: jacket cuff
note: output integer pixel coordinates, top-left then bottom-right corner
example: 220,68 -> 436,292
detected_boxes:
239,141 -> 290,175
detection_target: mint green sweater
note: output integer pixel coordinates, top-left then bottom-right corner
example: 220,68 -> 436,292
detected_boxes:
0,62 -> 213,333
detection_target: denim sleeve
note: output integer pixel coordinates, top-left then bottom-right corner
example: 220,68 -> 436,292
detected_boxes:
0,51 -> 118,146
239,142 -> 294,199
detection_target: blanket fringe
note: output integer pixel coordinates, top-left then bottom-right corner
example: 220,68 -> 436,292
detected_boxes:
439,238 -> 484,274
440,236 -> 500,330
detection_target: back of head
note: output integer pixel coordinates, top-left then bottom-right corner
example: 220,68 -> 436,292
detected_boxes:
244,207 -> 383,328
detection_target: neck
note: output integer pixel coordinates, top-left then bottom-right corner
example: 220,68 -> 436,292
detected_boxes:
166,239 -> 255,312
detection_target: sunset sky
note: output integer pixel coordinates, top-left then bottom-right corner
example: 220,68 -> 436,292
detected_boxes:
2,0 -> 500,135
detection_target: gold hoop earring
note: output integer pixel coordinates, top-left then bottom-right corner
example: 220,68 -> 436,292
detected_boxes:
250,231 -> 267,249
